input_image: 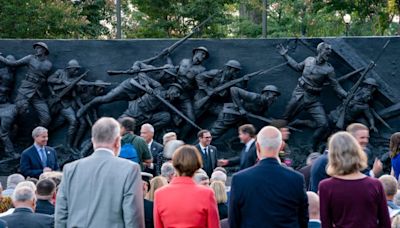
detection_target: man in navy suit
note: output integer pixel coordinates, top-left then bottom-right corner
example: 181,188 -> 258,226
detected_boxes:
195,129 -> 218,177
218,124 -> 258,171
229,126 -> 308,228
140,123 -> 163,176
20,126 -> 59,178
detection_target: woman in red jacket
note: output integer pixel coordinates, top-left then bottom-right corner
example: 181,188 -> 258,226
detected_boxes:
154,145 -> 220,228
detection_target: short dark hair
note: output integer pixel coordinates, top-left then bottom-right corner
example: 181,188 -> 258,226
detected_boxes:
239,124 -> 256,137
172,145 -> 202,177
197,129 -> 210,138
36,179 -> 56,196
119,117 -> 136,132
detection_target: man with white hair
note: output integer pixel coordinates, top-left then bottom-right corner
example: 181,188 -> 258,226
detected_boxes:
210,170 -> 227,183
1,186 -> 54,227
307,191 -> 321,228
2,173 -> 25,197
20,126 -> 59,178
229,126 -> 308,228
160,162 -> 175,183
141,123 -> 163,176
55,117 -> 144,228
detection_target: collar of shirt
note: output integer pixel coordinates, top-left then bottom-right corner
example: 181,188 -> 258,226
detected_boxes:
199,144 -> 208,153
309,219 -> 321,224
33,143 -> 45,152
245,138 -> 255,151
147,139 -> 153,148
95,148 -> 115,156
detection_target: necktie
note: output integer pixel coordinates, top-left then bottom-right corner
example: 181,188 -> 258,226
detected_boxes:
39,148 -> 47,167
203,147 -> 208,155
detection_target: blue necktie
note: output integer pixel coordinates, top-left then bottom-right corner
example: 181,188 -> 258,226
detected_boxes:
39,148 -> 47,167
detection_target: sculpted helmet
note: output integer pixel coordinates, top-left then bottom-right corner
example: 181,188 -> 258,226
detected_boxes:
66,59 -> 81,69
262,85 -> 281,96
33,42 -> 50,55
225,60 -> 242,70
192,46 -> 209,59
363,78 -> 378,87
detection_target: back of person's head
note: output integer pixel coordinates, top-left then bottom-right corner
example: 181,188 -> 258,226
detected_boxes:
118,117 -> 136,132
327,131 -> 367,176
210,181 -> 227,204
306,191 -> 320,220
172,145 -> 202,177
12,186 -> 36,209
163,140 -> 184,159
379,175 -> 398,198
26,177 -> 38,185
390,132 -> 400,158
160,162 -> 175,181
162,132 -> 177,146
36,179 -> 56,198
238,124 -> 256,138
146,176 -> 168,201
39,171 -> 63,188
16,181 -> 37,192
346,123 -> 368,137
211,170 -> 227,183
92,117 -> 121,151
213,167 -> 227,174
306,152 -> 321,166
256,126 -> 282,158
193,172 -> 209,186
7,174 -> 25,189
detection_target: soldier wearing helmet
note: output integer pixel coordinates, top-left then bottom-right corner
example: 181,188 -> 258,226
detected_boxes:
278,42 -> 347,150
0,42 -> 52,127
210,85 -> 280,139
329,77 -> 379,132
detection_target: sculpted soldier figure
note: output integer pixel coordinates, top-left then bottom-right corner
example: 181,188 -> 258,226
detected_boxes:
329,78 -> 379,132
47,59 -> 86,149
0,55 -> 18,157
210,85 -> 280,139
0,42 -> 52,127
278,42 -> 347,150
119,83 -> 183,129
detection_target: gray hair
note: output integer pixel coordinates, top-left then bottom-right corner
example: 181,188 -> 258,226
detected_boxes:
379,175 -> 398,197
7,174 -> 25,189
306,152 -> 321,166
161,162 -> 175,178
257,126 -> 282,152
211,170 -> 227,183
12,186 -> 36,202
16,181 -> 37,192
32,126 -> 48,139
92,117 -> 120,145
141,123 -> 154,133
163,140 -> 184,159
163,132 -> 177,146
193,172 -> 209,184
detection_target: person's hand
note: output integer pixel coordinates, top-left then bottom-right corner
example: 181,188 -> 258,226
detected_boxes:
372,158 -> 383,177
277,44 -> 288,56
146,87 -> 153,94
243,74 -> 250,81
43,167 -> 52,173
218,159 -> 229,167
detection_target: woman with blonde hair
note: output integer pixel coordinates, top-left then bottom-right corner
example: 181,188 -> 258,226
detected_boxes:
210,181 -> 228,220
146,176 -> 168,202
319,131 -> 390,228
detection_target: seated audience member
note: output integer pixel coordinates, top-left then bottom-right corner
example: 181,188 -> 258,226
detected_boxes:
210,181 -> 228,220
0,183 -> 12,214
211,171 -> 227,184
35,179 -> 56,215
194,171 -> 210,186
157,140 -> 184,174
1,186 -> 54,227
154,145 -> 220,228
379,175 -> 400,218
299,152 -> 320,191
20,126 -> 59,179
162,132 -> 177,146
390,132 -> 400,180
2,173 -> 24,197
319,131 -> 390,227
307,191 -> 321,228
160,162 -> 175,183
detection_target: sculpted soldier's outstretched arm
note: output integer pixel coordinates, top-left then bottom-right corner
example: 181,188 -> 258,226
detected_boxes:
0,55 -> 31,67
278,44 -> 305,72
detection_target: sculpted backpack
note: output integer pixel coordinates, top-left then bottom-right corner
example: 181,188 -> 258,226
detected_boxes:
119,135 -> 140,163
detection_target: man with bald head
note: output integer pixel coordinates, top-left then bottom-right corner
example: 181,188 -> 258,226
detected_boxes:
55,117 -> 144,228
307,191 -> 321,228
229,126 -> 308,228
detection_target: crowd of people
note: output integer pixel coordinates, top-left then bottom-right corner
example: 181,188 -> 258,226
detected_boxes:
0,117 -> 399,227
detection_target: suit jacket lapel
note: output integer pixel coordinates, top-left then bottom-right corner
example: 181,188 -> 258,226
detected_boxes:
31,145 -> 44,168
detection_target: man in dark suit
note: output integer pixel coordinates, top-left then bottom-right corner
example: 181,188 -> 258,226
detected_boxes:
35,179 -> 56,215
2,186 -> 54,228
229,126 -> 308,228
140,123 -> 163,176
195,129 -> 218,177
218,124 -> 258,171
0,219 -> 6,228
20,126 -> 59,179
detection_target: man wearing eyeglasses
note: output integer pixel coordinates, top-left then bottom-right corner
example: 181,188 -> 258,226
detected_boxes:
195,130 -> 218,177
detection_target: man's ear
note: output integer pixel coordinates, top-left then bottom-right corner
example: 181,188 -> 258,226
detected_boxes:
256,141 -> 261,159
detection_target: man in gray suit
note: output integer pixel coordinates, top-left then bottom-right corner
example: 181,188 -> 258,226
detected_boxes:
55,117 -> 145,228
